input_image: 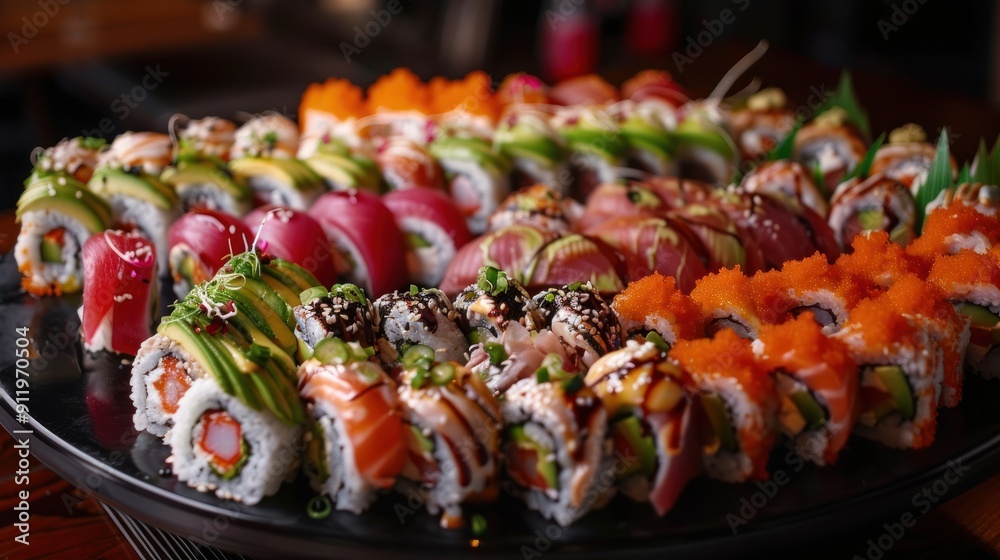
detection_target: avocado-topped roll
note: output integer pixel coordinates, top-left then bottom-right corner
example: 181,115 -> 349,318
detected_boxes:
300,135 -> 383,193
494,108 -> 568,192
89,132 -> 180,274
502,363 -> 614,526
690,267 -> 765,339
29,136 -> 105,185
551,106 -> 626,200
612,273 -> 705,348
586,341 -> 702,515
169,376 -> 303,505
488,184 -> 578,234
373,287 -> 469,367
229,114 -> 325,210
741,160 -> 828,218
429,135 -> 511,234
754,314 -> 858,465
794,107 -> 868,193
298,339 -> 408,513
15,175 -> 113,296
670,329 -> 777,482
454,267 -> 539,344
396,350 -> 501,529
167,209 -> 255,299
871,124 -> 956,194
834,293 -> 941,449
163,116 -> 251,216
532,282 -> 622,369
671,108 -> 738,185
730,88 -> 796,162
294,283 -> 377,357
829,173 -> 917,249
609,99 -> 677,176
375,137 -> 445,191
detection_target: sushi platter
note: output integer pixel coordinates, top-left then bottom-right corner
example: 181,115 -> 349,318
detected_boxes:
5,52 -> 1000,558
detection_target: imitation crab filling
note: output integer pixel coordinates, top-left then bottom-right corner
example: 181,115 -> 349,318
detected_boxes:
40,228 -> 66,264
504,423 -> 559,492
773,371 -> 828,437
194,409 -> 250,479
152,355 -> 192,415
857,365 -> 914,427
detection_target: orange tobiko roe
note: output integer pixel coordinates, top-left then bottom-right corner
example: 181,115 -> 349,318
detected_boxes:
927,249 -> 1000,294
299,78 -> 368,126
907,201 -> 1000,260
881,274 -> 957,326
690,266 -> 756,317
841,295 -> 923,350
756,313 -> 856,376
428,72 -> 500,122
669,329 -> 772,404
612,273 -> 705,340
835,231 -> 928,297
747,269 -> 793,324
367,68 -> 429,114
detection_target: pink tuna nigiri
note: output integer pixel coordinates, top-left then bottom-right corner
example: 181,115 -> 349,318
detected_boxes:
245,205 -> 347,287
310,190 -> 409,297
82,230 -> 156,356
382,187 -> 472,287
438,224 -> 557,296
167,209 -> 254,299
585,217 -> 707,292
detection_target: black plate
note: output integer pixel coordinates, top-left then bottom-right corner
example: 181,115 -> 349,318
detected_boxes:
1,253 -> 999,559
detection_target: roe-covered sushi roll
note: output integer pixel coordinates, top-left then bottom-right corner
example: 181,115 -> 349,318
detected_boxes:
612,273 -> 705,348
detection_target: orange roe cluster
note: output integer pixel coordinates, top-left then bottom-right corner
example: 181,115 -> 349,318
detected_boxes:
670,329 -> 772,403
690,266 -> 756,317
927,248 -> 1000,293
882,274 -> 955,325
841,294 -> 922,350
756,313 -> 856,379
299,78 -> 368,125
367,68 -> 430,114
428,72 -> 500,121
908,201 -> 1000,260
496,72 -> 550,106
835,231 -> 927,297
612,273 -> 705,340
747,269 -> 793,324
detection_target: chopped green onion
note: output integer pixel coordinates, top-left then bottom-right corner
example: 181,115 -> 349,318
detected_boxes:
331,283 -> 367,305
567,281 -> 583,292
543,292 -> 556,303
401,345 -> 436,369
430,363 -> 456,386
483,342 -> 508,366
410,368 -> 428,389
307,496 -> 332,519
644,331 -> 671,353
313,337 -> 351,365
536,367 -> 550,383
409,284 -> 419,296
562,375 -> 585,394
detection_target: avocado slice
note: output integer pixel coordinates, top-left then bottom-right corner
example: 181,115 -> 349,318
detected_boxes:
612,416 -> 657,478
17,180 -> 112,233
958,302 -> 1000,328
229,157 -> 324,192
700,394 -> 737,452
789,391 -> 827,431
621,117 -> 673,161
429,136 -> 511,176
560,127 -> 628,161
672,116 -> 735,159
40,230 -> 64,264
495,124 -> 565,166
872,365 -> 914,421
159,320 -> 239,396
306,152 -> 383,193
857,208 -> 885,232
161,160 -> 250,202
306,422 -> 329,483
227,276 -> 296,350
405,231 -> 433,250
89,166 -> 178,209
506,424 -> 559,490
409,424 -> 435,454
262,259 -> 322,304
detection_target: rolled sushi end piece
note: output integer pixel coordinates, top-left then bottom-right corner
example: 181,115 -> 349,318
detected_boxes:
907,200 -> 1000,259
554,108 -> 627,200
762,252 -> 865,334
690,266 -> 763,340
502,370 -> 614,526
671,111 -> 737,185
669,329 -> 777,482
523,233 -> 625,295
454,266 -> 538,344
586,342 -> 702,515
81,230 -> 157,356
15,177 -> 113,296
494,110 -> 568,192
429,135 -> 511,235
612,273 -> 705,347
489,184 -> 578,234
829,174 -> 917,250
533,282 -> 622,369
294,283 -> 377,358
167,209 -> 255,300
130,333 -> 205,437
162,157 -> 252,217
29,136 -> 105,185
298,352 -> 407,513
230,157 -> 326,210
755,314 -> 859,466
374,287 -> 469,367
168,377 -> 303,505
740,160 -> 829,218
382,187 -> 472,288
396,358 -> 502,529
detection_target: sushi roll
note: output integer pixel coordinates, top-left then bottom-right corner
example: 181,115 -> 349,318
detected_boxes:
837,231 -> 928,295
671,108 -> 738,185
28,136 -> 105,185
576,182 -> 672,232
438,224 -> 558,296
585,341 -> 702,515
89,132 -> 180,274
502,365 -> 614,526
454,267 -> 539,344
493,107 -> 569,192
833,294 -> 940,449
298,77 -> 369,153
753,252 -> 866,333
245,206 -> 347,288
168,377 -> 303,505
373,287 -> 469,367
294,283 -> 377,355
670,329 -> 777,482
81,231 -> 157,356
551,106 -> 627,200
429,135 -> 511,234
229,114 -> 326,210
740,160 -> 829,218
754,314 -> 858,465
15,175 -> 113,296
829,173 -> 917,249
382,188 -> 472,288
621,70 -> 689,110
609,98 -> 677,176
794,107 -> 868,193
928,249 -> 1000,379
532,282 -> 623,369
163,116 -> 252,216
523,233 -> 625,295
396,352 -> 502,528
907,199 -> 1000,259
549,74 -> 619,106
584,216 -> 707,293
167,209 -> 254,299
375,137 -> 445,191
871,124 -> 956,194
309,190 -> 409,297
667,203 -> 766,274
612,273 -> 705,348
488,184 -> 579,234
729,88 -> 796,162
297,341 -> 408,513
690,267 -> 765,339
300,136 -> 383,193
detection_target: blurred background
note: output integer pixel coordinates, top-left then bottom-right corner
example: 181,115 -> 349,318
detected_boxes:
1,0 -> 998,209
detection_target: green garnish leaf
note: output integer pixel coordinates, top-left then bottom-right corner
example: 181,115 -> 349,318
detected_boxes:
847,132 -> 886,181
477,266 -> 510,296
263,130 -> 278,146
812,162 -> 827,198
567,281 -> 583,292
821,72 -> 871,139
409,284 -> 419,296
915,129 -> 953,233
331,283 -> 368,305
957,162 -> 972,185
410,368 -> 428,389
562,374 -> 584,394
535,367 -> 549,383
644,331 -> 671,354
972,139 -> 991,184
536,353 -> 575,383
543,292 -> 556,303
766,120 -> 803,162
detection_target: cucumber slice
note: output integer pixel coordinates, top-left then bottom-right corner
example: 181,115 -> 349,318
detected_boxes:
873,365 -> 914,421
40,233 -> 63,264
700,394 -> 737,452
506,424 -> 559,490
405,231 -> 433,249
612,416 -> 656,478
958,302 -> 1000,328
789,391 -> 826,431
409,424 -> 435,454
